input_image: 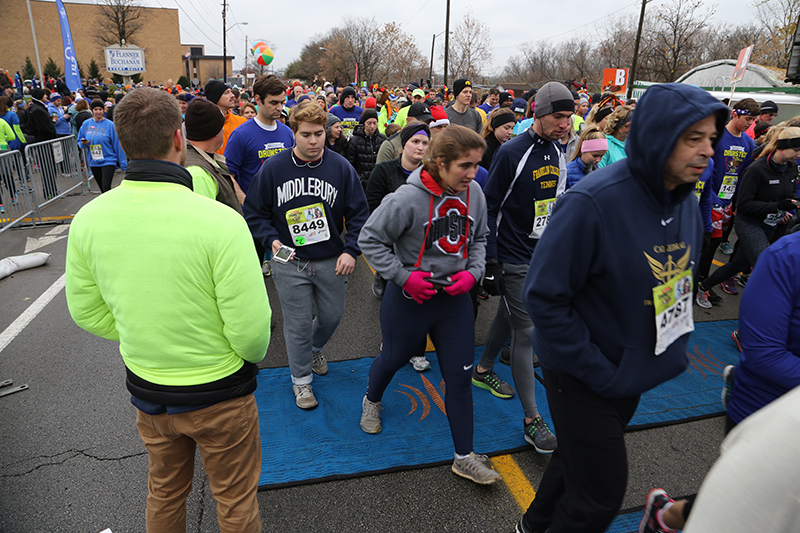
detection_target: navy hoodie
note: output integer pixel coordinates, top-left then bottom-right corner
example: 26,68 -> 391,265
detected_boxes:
522,83 -> 728,398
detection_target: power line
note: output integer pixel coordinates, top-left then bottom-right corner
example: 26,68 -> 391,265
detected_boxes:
493,0 -> 650,50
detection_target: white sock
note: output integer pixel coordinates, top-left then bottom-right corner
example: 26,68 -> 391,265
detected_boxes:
455,453 -> 470,460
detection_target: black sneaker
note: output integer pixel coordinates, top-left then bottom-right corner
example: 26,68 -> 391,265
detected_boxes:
524,416 -> 556,454
706,286 -> 723,305
472,368 -> 515,399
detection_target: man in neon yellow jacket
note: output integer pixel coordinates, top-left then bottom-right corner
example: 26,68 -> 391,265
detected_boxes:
65,88 -> 271,533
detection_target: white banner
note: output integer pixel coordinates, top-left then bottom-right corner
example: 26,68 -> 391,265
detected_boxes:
104,46 -> 146,74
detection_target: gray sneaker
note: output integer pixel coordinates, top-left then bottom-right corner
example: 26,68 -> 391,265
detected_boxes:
524,416 -> 557,454
472,368 -> 516,399
312,352 -> 328,376
360,395 -> 383,434
293,384 -> 318,409
451,452 -> 502,485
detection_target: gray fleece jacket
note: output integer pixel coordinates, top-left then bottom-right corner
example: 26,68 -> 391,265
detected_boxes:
358,166 -> 488,288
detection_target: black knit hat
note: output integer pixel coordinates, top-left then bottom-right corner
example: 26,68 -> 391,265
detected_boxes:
204,80 -> 229,104
340,86 -> 357,105
400,123 -> 431,147
90,99 -> 105,111
452,79 -> 472,98
360,108 -> 378,124
185,99 -> 225,141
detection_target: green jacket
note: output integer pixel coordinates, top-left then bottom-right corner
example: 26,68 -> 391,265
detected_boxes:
66,178 -> 271,387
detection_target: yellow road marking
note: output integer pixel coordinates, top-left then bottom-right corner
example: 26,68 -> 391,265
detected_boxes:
491,455 -> 536,510
712,259 -> 724,267
0,215 -> 74,224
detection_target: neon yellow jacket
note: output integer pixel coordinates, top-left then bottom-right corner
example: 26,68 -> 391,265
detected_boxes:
66,179 -> 271,386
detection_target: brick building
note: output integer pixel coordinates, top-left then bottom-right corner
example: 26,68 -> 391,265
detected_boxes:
2,0 -> 232,87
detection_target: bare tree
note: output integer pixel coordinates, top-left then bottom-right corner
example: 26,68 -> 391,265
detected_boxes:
373,23 -> 427,86
446,12 -> 493,80
94,0 -> 146,47
751,0 -> 800,67
647,0 -> 716,81
286,33 -> 330,81
320,17 -> 382,84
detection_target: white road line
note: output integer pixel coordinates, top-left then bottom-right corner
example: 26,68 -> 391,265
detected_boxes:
0,273 -> 66,355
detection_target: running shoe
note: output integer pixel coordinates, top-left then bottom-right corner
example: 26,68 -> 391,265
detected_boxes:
312,351 -> 328,376
360,395 -> 383,434
731,329 -> 742,352
721,277 -> 738,295
0,204 -> 4,214
524,416 -> 557,454
451,452 -> 502,485
718,242 -> 734,255
499,346 -> 511,365
261,260 -> 271,277
639,488 -> 677,533
695,289 -> 712,309
10,196 -> 17,205
722,364 -> 737,410
706,286 -> 723,305
532,352 -> 540,368
734,272 -> 749,287
292,384 -> 318,409
410,356 -> 431,372
472,368 -> 516,399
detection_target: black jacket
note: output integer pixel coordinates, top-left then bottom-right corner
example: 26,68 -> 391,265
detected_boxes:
737,155 -> 799,223
346,124 -> 387,187
481,135 -> 503,169
28,99 -> 58,142
366,157 -> 413,212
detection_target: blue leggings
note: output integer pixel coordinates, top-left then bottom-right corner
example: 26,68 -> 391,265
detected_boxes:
367,281 -> 475,455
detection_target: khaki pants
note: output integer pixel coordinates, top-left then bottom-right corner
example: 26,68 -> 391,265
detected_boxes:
135,394 -> 262,533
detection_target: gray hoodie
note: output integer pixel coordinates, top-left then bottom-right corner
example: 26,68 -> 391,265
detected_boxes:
358,167 -> 488,288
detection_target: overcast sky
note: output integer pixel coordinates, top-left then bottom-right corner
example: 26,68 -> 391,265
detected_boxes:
84,0 -> 757,78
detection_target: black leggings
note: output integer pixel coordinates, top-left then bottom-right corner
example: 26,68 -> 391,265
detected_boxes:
91,165 -> 116,193
367,282 -> 475,455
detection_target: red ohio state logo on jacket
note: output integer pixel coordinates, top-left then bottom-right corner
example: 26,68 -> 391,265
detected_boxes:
424,197 -> 472,254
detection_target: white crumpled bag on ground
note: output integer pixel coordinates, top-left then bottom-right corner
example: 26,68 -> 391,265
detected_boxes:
0,252 -> 51,280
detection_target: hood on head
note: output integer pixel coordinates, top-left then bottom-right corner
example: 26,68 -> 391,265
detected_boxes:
625,83 -> 728,204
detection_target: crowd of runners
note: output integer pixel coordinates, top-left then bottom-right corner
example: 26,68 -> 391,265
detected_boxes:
2,65 -> 796,531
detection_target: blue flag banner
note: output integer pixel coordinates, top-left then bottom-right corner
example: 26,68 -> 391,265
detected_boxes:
55,0 -> 81,92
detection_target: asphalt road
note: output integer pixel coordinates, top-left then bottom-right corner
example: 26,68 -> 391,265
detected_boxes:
0,176 -> 739,533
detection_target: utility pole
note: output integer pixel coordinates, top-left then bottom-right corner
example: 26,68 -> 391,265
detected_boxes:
430,33 -> 436,85
244,34 -> 247,88
222,0 -> 227,82
628,0 -> 647,100
444,0 -> 451,87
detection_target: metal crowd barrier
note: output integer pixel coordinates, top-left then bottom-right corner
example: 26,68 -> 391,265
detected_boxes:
24,135 -> 91,207
0,150 -> 41,236
0,136 -> 95,236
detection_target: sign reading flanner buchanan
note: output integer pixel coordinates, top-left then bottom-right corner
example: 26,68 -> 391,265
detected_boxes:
104,45 -> 146,74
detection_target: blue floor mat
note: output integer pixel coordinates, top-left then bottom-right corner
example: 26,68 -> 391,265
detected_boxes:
255,320 -> 739,489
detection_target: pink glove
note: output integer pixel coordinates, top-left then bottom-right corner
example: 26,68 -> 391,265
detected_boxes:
444,271 -> 476,296
402,271 -> 436,304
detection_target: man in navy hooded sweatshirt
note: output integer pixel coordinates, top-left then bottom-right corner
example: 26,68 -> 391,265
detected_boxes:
515,83 -> 728,533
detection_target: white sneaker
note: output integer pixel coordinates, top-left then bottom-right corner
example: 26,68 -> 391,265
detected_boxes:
360,395 -> 383,434
410,356 -> 431,372
293,384 -> 318,409
451,452 -> 502,485
312,352 -> 328,376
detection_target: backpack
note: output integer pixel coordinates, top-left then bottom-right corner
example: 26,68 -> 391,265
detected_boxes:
17,106 -> 35,136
